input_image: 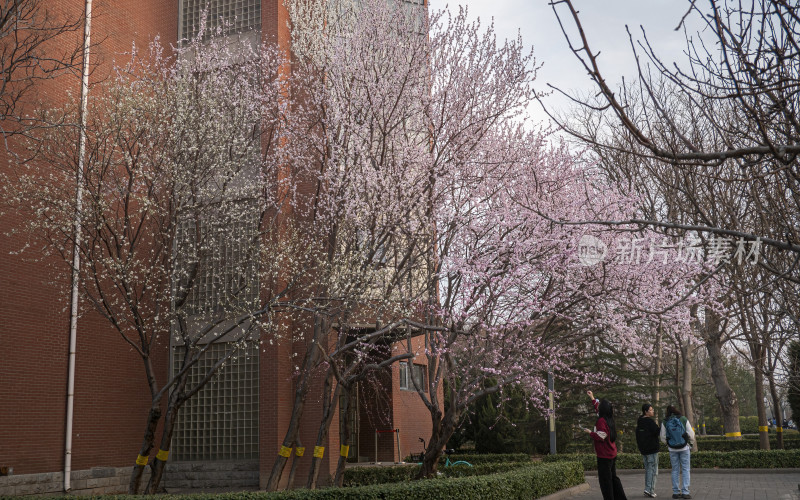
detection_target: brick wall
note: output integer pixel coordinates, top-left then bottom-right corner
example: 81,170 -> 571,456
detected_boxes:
0,1 -> 434,493
0,0 -> 177,478
0,461 -> 259,496
392,335 -> 437,462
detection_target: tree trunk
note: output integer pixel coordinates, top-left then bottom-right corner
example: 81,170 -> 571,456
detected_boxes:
768,374 -> 784,449
675,350 -> 682,411
306,371 -> 341,489
417,403 -> 458,479
680,341 -> 697,451
145,396 -> 183,494
681,342 -> 698,452
285,438 -> 303,490
265,314 -> 326,491
680,343 -> 694,420
653,324 -> 663,409
754,363 -> 770,450
128,404 -> 162,494
332,384 -> 353,487
704,312 -> 741,439
418,410 -> 444,479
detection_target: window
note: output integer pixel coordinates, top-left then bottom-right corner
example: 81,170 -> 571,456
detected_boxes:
171,343 -> 259,461
400,0 -> 426,36
412,363 -> 427,389
399,361 -> 409,389
356,228 -> 388,265
175,208 -> 260,316
399,361 -> 426,391
180,0 -> 261,41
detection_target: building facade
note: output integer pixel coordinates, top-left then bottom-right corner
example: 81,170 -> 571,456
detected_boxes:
0,0 -> 432,495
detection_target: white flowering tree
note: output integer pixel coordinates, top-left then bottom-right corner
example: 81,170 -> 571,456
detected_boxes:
264,0 -> 435,488
4,31 -> 319,494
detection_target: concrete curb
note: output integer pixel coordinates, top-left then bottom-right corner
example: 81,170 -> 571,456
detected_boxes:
584,468 -> 800,476
538,482 -> 591,500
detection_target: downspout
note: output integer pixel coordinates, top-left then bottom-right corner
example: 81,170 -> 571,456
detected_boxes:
64,0 -> 93,492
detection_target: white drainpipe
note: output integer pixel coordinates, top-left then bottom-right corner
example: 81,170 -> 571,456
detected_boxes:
65,0 -> 93,492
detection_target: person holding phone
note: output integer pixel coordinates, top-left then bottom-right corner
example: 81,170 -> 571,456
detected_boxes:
584,390 -> 627,500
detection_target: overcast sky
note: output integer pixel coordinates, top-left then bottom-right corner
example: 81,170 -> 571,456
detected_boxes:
428,0 -> 703,124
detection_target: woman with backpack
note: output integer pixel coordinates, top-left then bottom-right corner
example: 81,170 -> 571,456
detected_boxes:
660,405 -> 695,499
584,390 -> 627,500
636,403 -> 660,497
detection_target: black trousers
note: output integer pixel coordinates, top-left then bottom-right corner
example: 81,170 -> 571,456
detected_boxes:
597,456 -> 627,500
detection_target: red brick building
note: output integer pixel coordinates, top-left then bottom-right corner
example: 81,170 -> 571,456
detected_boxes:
0,0 -> 432,495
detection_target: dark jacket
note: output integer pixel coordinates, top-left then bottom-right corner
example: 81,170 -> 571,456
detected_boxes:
636,415 -> 660,455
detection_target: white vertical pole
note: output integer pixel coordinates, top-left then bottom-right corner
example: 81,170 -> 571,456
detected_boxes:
65,0 -> 92,493
395,429 -> 401,464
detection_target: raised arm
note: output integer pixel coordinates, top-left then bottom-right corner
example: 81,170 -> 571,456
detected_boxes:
587,390 -> 599,413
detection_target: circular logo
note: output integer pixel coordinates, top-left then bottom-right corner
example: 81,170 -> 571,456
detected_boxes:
578,235 -> 607,266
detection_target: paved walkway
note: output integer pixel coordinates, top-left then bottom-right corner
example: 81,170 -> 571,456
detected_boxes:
562,469 -> 800,500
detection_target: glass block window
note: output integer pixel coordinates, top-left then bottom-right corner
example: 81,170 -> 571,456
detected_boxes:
400,0 -> 426,36
171,343 -> 259,461
175,209 -> 260,316
180,0 -> 262,41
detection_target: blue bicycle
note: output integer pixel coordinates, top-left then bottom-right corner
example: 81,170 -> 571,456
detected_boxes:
443,450 -> 473,467
413,438 -> 473,467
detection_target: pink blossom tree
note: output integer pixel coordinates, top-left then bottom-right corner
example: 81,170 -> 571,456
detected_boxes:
269,0 -> 711,483
410,128 -> 710,476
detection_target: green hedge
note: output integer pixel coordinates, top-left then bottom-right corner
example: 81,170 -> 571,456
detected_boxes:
701,416 -> 800,435
342,462 -> 585,500
543,449 -> 800,470
43,461 -> 584,500
565,427 -> 800,454
445,452 -> 531,464
403,452 -> 531,464
697,431 -> 800,439
691,436 -> 800,451
344,461 -> 533,486
344,464 -> 420,486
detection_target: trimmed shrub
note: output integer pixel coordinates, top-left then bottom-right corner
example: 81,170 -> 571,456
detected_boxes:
701,416 -> 799,436
541,453 -> 598,471
446,452 -> 531,464
403,452 -> 531,464
344,460 -> 537,486
737,416 -> 760,434
564,425 -> 800,454
440,462 -> 535,478
40,461 -> 584,500
691,436 -> 800,451
344,464 -> 420,486
316,461 -> 584,500
543,449 -> 800,470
